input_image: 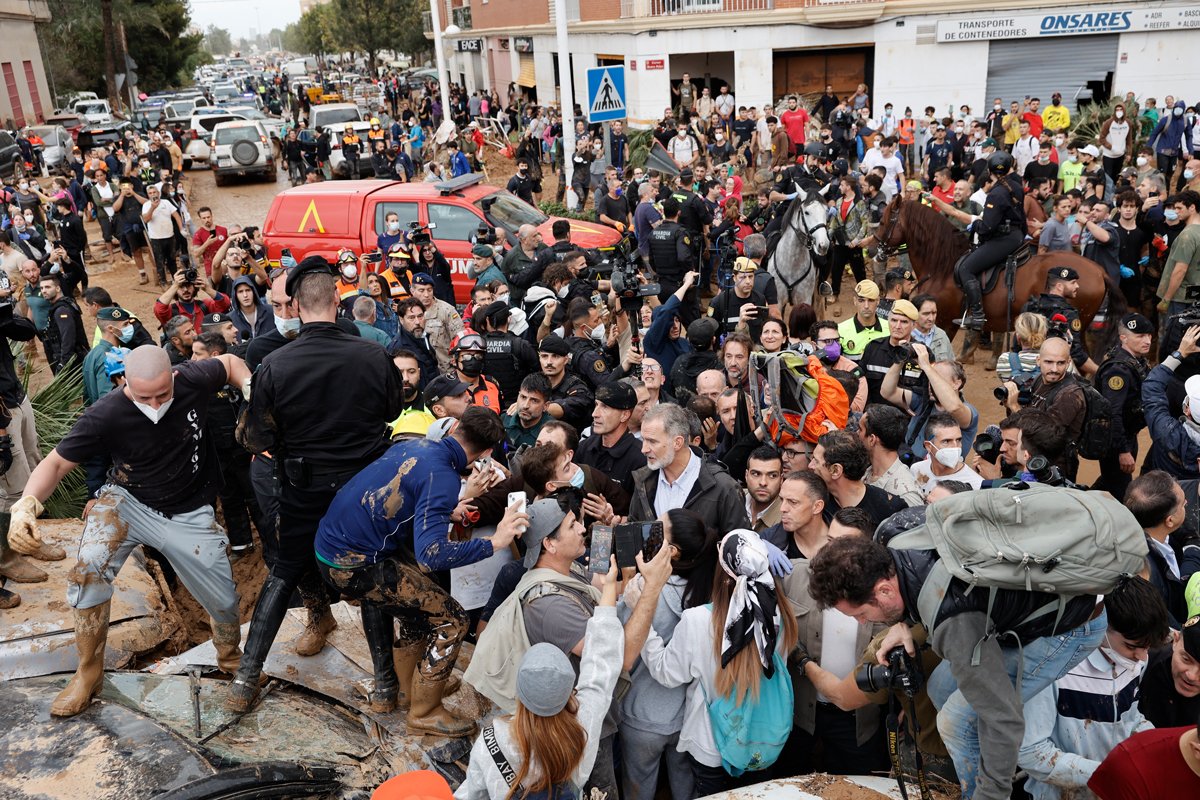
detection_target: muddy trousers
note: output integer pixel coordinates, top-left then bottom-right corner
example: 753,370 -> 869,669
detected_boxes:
66,484 -> 239,625
318,556 -> 468,682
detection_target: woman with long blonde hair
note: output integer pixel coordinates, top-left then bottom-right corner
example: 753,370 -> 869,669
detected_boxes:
636,529 -> 798,798
455,555 -> 624,800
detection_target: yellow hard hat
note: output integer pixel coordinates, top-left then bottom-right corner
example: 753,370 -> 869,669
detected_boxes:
390,409 -> 434,439
370,117 -> 380,126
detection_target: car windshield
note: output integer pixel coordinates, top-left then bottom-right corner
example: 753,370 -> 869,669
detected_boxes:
77,103 -> 107,114
229,108 -> 266,120
476,192 -> 547,230
215,126 -> 259,144
212,87 -> 239,98
312,107 -> 361,127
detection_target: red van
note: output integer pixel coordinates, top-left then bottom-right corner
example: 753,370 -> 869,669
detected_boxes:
261,174 -> 621,304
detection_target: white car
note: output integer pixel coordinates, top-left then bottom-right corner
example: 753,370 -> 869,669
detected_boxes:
328,120 -> 377,178
222,106 -> 284,140
209,120 -> 273,185
308,102 -> 365,134
73,99 -> 113,124
27,125 -> 72,172
167,111 -> 248,168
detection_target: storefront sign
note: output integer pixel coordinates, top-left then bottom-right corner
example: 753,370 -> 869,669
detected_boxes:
456,39 -> 483,52
644,58 -> 665,70
937,6 -> 1200,42
513,36 -> 534,53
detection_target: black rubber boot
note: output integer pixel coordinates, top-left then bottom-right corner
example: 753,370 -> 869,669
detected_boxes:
361,604 -> 399,713
225,575 -> 291,712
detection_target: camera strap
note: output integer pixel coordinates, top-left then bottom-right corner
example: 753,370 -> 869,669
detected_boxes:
886,691 -> 933,800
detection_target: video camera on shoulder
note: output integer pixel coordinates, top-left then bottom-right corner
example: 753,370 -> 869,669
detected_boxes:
408,220 -> 436,247
1161,284 -> 1200,380
607,234 -> 660,306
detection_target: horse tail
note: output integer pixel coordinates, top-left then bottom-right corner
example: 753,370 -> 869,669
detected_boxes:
1097,273 -> 1129,354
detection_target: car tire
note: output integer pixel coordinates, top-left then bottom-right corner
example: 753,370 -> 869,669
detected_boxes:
213,172 -> 226,187
232,140 -> 259,166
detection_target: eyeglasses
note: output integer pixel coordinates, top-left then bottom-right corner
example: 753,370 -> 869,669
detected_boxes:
642,364 -> 661,373
815,337 -> 838,346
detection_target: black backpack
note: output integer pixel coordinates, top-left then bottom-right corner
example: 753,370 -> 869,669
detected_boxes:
1047,375 -> 1113,460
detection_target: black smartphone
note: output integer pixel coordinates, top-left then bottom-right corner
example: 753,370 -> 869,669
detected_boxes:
753,305 -> 770,318
589,525 -> 613,574
640,521 -> 664,561
614,523 -> 642,568
365,251 -> 383,263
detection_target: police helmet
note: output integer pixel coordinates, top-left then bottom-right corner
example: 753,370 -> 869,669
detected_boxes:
987,150 -> 1015,175
803,142 -> 823,158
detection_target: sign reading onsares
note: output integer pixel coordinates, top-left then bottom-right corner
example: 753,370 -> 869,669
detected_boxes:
937,6 -> 1200,42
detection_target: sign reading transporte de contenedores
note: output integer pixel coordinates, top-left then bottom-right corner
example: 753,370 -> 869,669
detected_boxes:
937,5 -> 1200,42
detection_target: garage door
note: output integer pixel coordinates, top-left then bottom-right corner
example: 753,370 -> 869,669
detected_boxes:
517,54 -> 536,88
985,36 -> 1117,115
773,50 -> 867,102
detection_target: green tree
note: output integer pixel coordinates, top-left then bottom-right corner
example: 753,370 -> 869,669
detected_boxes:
328,0 -> 405,73
392,0 -> 431,61
204,25 -> 233,56
293,4 -> 334,57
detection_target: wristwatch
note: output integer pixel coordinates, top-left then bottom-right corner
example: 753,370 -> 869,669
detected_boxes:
795,653 -> 814,673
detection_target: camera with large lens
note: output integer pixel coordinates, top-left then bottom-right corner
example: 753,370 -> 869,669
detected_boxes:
184,267 -> 199,285
892,342 -> 916,365
993,372 -> 1035,405
1161,284 -> 1200,380
855,645 -> 924,697
972,424 -> 1003,464
408,220 -> 435,247
1024,454 -> 1075,487
474,223 -> 497,246
607,234 -> 660,304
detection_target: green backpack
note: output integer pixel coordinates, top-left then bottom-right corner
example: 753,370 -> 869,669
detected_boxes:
887,484 -> 1147,664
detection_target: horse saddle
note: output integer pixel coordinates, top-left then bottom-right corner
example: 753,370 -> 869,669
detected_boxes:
953,240 -> 1035,294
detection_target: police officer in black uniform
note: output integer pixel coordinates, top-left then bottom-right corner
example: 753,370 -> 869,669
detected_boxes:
537,333 -> 594,433
956,150 -> 1026,330
473,300 -> 539,409
1093,312 -> 1153,500
649,196 -> 699,326
564,298 -> 614,393
229,256 -> 405,713
1020,267 -> 1096,374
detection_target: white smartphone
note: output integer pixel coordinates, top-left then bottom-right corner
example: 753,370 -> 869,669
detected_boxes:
507,491 -> 527,515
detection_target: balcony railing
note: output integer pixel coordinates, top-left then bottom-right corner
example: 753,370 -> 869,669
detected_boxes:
620,0 -> 772,17
451,5 -> 473,29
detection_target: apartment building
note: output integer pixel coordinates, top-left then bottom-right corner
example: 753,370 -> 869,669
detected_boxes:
0,0 -> 52,129
429,0 -> 1200,127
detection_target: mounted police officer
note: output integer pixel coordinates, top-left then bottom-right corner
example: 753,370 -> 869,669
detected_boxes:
1094,313 -> 1153,500
1020,267 -> 1097,374
649,196 -> 698,325
955,150 -> 1026,330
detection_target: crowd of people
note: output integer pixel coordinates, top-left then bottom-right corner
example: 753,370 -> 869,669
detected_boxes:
2,74 -> 1200,800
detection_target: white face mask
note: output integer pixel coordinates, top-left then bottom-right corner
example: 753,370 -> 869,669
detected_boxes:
133,397 -> 173,424
1115,110 -> 1124,119
591,323 -> 606,342
1055,137 -> 1065,147
933,446 -> 962,469
341,265 -> 357,280
1101,635 -> 1144,674
1136,156 -> 1148,167
556,285 -> 570,299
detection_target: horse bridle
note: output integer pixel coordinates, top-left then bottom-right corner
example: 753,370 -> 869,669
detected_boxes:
789,188 -> 829,252
873,198 -> 901,263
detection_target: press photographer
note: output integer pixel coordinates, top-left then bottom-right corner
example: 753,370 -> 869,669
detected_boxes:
1001,336 -> 1086,481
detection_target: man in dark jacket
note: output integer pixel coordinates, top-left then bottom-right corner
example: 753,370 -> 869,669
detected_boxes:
41,274 -> 88,374
390,298 -> 438,386
627,403 -> 749,531
1125,470 -> 1200,627
228,275 -> 273,343
1143,327 -> 1200,480
575,382 -> 647,496
808,533 -> 1120,800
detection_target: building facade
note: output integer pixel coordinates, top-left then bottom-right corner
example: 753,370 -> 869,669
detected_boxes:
430,0 -> 1200,126
0,0 -> 52,130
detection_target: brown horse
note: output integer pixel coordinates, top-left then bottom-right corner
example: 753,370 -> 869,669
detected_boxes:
874,195 -> 1124,339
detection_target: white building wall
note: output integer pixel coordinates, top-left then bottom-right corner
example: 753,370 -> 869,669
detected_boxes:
872,21 -> 990,116
1114,31 -> 1200,102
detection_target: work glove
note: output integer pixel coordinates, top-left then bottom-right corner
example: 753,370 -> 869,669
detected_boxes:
762,539 -> 794,578
7,494 -> 44,557
0,435 -> 12,477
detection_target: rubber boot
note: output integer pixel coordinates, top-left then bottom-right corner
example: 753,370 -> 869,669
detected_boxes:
955,278 -> 986,331
361,604 -> 399,713
1,519 -> 51,581
211,620 -> 242,674
393,643 -> 460,711
406,671 -> 477,738
226,575 -> 291,712
51,601 -> 111,717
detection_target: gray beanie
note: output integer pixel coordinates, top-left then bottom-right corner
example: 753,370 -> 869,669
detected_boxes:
517,643 -> 576,716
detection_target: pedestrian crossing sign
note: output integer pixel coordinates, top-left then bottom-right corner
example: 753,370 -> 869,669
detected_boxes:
587,66 -> 626,123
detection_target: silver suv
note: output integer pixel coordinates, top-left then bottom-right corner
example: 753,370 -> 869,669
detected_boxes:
210,120 -> 273,185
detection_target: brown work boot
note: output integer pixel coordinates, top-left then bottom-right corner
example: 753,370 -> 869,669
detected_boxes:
0,549 -> 48,583
212,620 -> 242,674
391,644 -> 460,712
405,671 -> 477,738
292,608 -> 336,656
0,585 -> 19,608
26,540 -> 67,562
51,601 -> 111,717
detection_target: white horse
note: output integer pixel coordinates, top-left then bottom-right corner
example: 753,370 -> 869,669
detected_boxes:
767,183 -> 832,312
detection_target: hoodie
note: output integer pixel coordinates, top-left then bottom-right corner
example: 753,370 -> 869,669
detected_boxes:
1148,101 -> 1194,156
227,276 -> 273,342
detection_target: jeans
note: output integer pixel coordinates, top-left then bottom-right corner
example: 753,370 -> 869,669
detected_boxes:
619,725 -> 694,800
928,608 -> 1108,799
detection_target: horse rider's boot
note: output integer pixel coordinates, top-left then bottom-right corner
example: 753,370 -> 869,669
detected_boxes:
51,601 -> 111,717
226,575 -> 290,712
955,277 -> 987,331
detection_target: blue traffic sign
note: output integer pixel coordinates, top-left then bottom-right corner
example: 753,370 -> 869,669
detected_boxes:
586,66 -> 626,123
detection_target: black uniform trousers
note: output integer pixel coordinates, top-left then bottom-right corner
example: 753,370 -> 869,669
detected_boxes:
1095,437 -> 1140,501
216,445 -> 263,550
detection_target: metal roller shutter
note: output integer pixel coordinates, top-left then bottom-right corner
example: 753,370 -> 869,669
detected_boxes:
985,35 -> 1118,115
517,54 -> 536,88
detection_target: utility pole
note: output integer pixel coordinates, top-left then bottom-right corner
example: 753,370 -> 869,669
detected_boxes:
429,0 -> 452,129
555,0 -> 575,208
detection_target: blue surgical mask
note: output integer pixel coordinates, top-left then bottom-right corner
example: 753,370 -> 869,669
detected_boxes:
570,466 -> 585,488
118,325 -> 135,344
1186,169 -> 1196,181
1165,209 -> 1180,221
274,315 -> 301,338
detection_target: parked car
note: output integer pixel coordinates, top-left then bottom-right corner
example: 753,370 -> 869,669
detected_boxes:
328,120 -> 376,178
44,113 -> 87,143
75,121 -> 135,153
165,111 -> 248,168
210,120 -> 274,185
307,102 -> 365,134
262,173 -> 621,304
73,99 -> 114,124
0,130 -> 22,181
221,105 -> 283,140
28,125 -> 72,171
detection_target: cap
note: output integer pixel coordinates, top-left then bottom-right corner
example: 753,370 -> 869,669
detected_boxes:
517,642 -> 577,716
679,167 -> 693,182
423,374 -> 469,407
686,316 -> 720,348
538,334 -> 571,356
981,137 -> 997,148
203,312 -> 229,327
905,180 -> 923,191
370,770 -> 454,800
1120,313 -> 1153,334
96,306 -> 133,323
473,300 -> 510,330
1080,144 -> 1101,158
467,120 -> 479,128
595,381 -> 637,411
890,299 -> 919,322
732,256 -> 757,273
104,346 -> 130,378
1050,267 -> 1080,281
886,267 -> 915,282
285,255 -> 336,298
411,272 -> 435,286
854,279 -> 880,300
1182,615 -> 1200,662
471,244 -> 494,259
522,498 -> 569,568
1052,92 -> 1063,99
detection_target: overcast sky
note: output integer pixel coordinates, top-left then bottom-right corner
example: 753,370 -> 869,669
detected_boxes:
189,0 -> 302,40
